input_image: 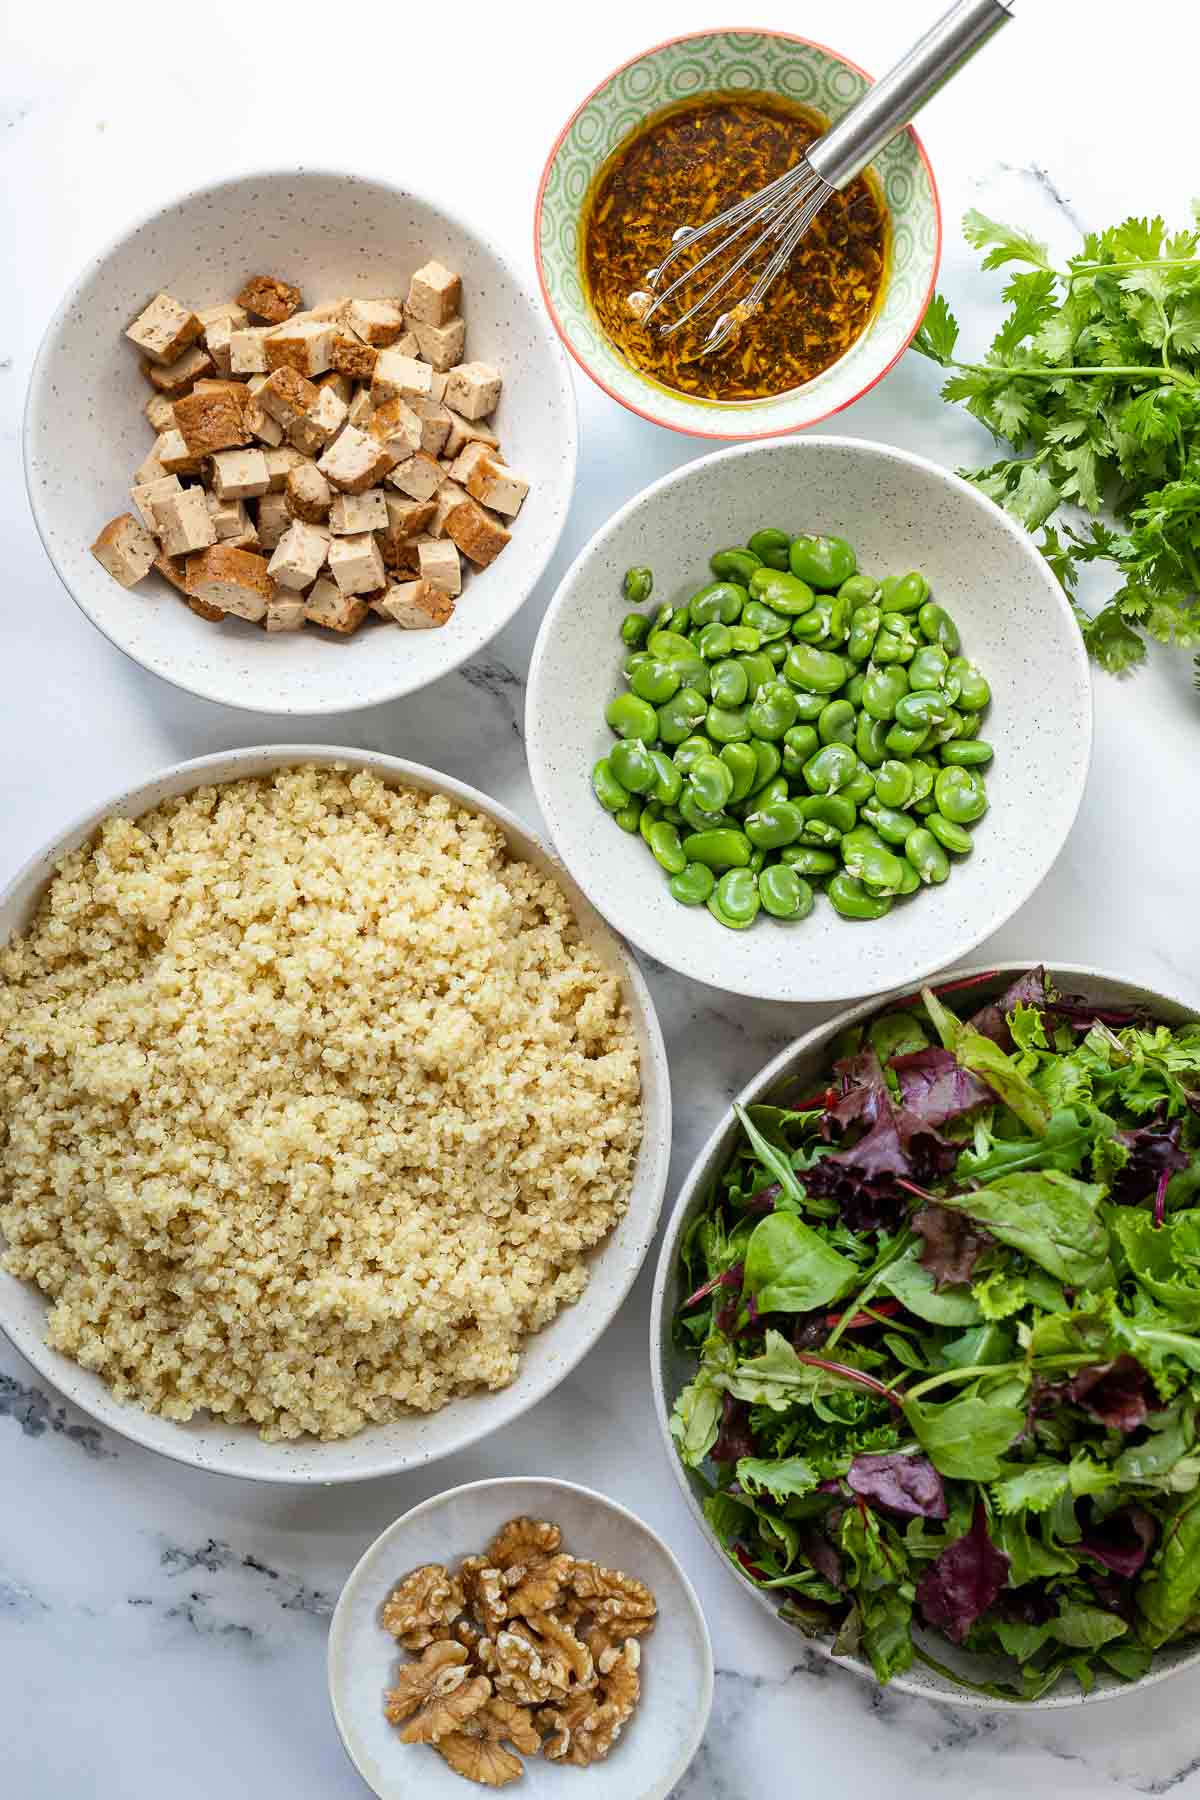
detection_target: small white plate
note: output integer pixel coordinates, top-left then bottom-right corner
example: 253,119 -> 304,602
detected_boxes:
328,1477 -> 713,1798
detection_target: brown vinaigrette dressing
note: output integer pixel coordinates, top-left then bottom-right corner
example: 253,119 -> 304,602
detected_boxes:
582,93 -> 889,404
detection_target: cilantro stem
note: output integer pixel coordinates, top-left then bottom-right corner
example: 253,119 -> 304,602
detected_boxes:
1071,257 -> 1199,277
953,360 -> 1187,383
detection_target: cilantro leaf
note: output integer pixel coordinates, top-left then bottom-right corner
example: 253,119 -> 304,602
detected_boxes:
963,210 -> 1053,272
912,291 -> 959,364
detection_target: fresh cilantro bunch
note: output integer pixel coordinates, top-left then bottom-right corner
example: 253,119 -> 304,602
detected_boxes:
912,209 -> 1200,681
670,969 -> 1200,1700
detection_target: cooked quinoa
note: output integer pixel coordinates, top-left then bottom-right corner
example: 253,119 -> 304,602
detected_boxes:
0,766 -> 641,1441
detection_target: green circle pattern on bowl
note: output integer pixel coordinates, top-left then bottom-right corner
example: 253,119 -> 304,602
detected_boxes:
538,30 -> 939,438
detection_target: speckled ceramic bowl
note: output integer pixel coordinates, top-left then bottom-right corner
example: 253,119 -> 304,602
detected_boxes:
526,436 -> 1092,1004
650,964 -> 1200,1708
0,747 -> 670,1483
25,169 -> 576,715
329,1477 -> 713,1797
535,28 -> 939,439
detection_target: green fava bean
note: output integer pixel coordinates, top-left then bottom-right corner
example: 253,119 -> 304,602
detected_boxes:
614,803 -> 642,833
948,657 -> 991,710
748,680 -> 799,740
781,724 -> 820,776
689,754 -> 735,813
956,710 -> 982,740
592,758 -> 630,814
940,739 -> 993,767
749,568 -> 816,615
828,872 -> 892,920
711,547 -> 762,584
710,659 -> 749,708
647,820 -> 688,874
925,812 -> 973,854
847,604 -> 882,663
669,862 -> 715,906
873,614 -> 917,664
844,672 -> 866,709
906,758 -> 936,804
839,574 -> 880,606
620,612 -> 650,647
918,602 -> 960,653
630,659 -> 681,705
743,799 -> 804,850
736,651 -> 775,698
855,714 -> 890,769
841,766 -> 875,806
861,800 -> 912,845
691,581 -> 746,626
880,570 -> 930,613
784,644 -> 848,694
885,722 -> 930,757
683,828 -> 752,871
748,847 -> 766,875
653,603 -> 680,634
747,775 -> 788,812
678,789 -> 731,834
874,759 -> 915,808
708,867 -> 761,929
842,838 -> 906,894
646,629 -> 694,662
623,566 -> 653,604
905,827 -> 950,885
800,793 -> 857,835
720,742 -> 759,803
672,735 -> 711,774
727,625 -> 762,653
606,692 -> 658,741
825,593 -> 852,644
787,689 -> 824,721
934,765 -> 988,824
751,740 -> 782,788
803,742 -> 858,794
639,801 -> 661,845
622,649 -> 652,679
748,528 -> 791,570
742,601 -> 792,641
697,622 -> 733,660
706,702 -> 752,744
781,845 -> 838,875
909,645 -> 949,689
657,687 -> 708,745
799,818 -> 842,848
609,738 -> 657,794
928,707 -> 964,746
912,794 -> 937,817
647,749 -> 683,805
818,698 -> 856,746
869,859 -> 920,898
758,863 -> 814,920
894,688 -> 950,731
862,664 -> 909,720
789,533 -> 857,590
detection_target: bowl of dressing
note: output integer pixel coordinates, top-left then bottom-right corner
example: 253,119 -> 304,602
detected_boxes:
534,28 -> 940,439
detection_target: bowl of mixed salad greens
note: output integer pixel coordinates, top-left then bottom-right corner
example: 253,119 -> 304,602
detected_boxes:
651,964 -> 1200,1705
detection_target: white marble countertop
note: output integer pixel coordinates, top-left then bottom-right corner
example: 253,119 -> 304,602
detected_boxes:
4,1 -> 1200,1794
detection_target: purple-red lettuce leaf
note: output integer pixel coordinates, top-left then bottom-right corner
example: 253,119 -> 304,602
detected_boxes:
1065,1355 -> 1154,1433
890,1047 -> 994,1133
1079,1505 -> 1157,1578
847,1451 -> 948,1520
966,968 -> 1051,1050
912,1204 -> 994,1289
1109,1116 -> 1190,1208
916,1503 -> 1011,1644
712,1394 -> 756,1464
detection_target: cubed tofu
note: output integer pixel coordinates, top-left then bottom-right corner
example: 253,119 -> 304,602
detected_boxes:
443,409 -> 500,458
210,447 -> 271,499
286,461 -> 332,523
258,366 -> 321,428
244,395 -> 285,446
405,260 -> 462,327
264,593 -> 307,631
206,493 -> 256,542
133,442 -> 168,486
204,316 -> 236,375
255,490 -> 293,549
173,382 -> 251,455
316,371 -> 353,404
410,398 -> 453,457
387,451 -> 442,502
429,478 -> 469,539
372,349 -> 434,405
328,488 -> 387,535
155,428 -> 206,476
197,301 -> 249,331
185,544 -> 273,621
265,318 -> 335,377
368,395 -> 422,464
466,454 -> 529,518
144,343 -> 214,395
411,316 -> 466,372
417,535 -> 462,596
267,518 -> 330,589
317,425 -> 389,494
308,296 -> 353,323
449,439 -> 498,487
444,361 -> 502,420
229,326 -> 273,375
237,274 -> 302,324
446,496 -> 510,568
346,299 -> 407,347
329,330 -> 378,381
144,391 -> 177,434
130,473 -> 182,531
152,550 -> 193,595
304,575 -> 368,634
380,492 -> 435,568
347,387 -> 373,429
381,578 -> 455,628
155,486 -> 218,556
262,445 -> 309,491
126,292 -> 203,364
91,512 -> 159,586
306,384 -> 349,444
328,530 -> 385,595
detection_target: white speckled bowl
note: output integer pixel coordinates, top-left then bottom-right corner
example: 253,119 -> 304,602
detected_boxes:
329,1477 -> 713,1797
24,169 -> 577,715
527,437 -> 1092,1004
651,965 -> 1200,1709
0,747 -> 670,1483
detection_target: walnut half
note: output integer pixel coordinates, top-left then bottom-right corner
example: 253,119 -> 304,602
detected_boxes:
382,1563 -> 465,1650
384,1640 -> 491,1745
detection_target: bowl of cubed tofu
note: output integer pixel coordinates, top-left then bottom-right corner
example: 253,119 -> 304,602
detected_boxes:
24,168 -> 577,714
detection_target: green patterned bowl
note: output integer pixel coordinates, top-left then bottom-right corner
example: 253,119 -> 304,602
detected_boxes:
535,28 -> 941,439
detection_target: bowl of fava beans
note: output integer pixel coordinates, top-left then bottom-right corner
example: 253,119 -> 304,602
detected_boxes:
525,436 -> 1092,1004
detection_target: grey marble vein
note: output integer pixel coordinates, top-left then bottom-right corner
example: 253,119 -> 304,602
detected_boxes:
0,1373 -> 113,1459
159,1538 -> 334,1621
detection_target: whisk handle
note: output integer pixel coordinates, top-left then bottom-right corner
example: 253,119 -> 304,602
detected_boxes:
807,0 -> 1014,189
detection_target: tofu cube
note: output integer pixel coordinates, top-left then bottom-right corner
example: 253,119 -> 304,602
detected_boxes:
198,301 -> 249,331
307,384 -> 349,444
328,530 -> 385,595
154,428 -> 205,476
346,299 -> 407,347
152,550 -> 193,596
329,331 -> 378,381
405,261 -> 462,327
411,317 -> 466,372
210,447 -> 271,499
381,578 -> 455,628
265,318 -> 335,378
144,392 -> 176,434
173,382 -> 251,455
130,473 -> 182,531
286,461 -> 332,523
145,343 -> 213,395
429,478 -> 468,539
444,409 -> 500,458
449,439 -> 499,487
90,513 -> 159,586
380,492 -> 434,567
185,544 -> 273,621
155,487 -> 218,556
466,454 -> 529,518
244,395 -> 284,446
262,445 -> 309,491
308,297 -> 353,323
258,367 -> 321,429
237,274 -> 302,324
417,535 -> 462,596
328,488 -> 387,535
206,494 -> 255,542
387,451 -> 442,502
316,371 -> 353,404
264,594 -> 306,631
368,396 -> 422,464
255,490 -> 293,549
204,316 -> 236,375
317,425 -> 389,494
444,361 -> 502,421
445,496 -> 510,568
267,518 -> 331,590
372,349 -> 433,405
229,327 -> 272,375
304,576 -> 368,634
346,387 -> 373,429
126,292 -> 203,364
411,398 -> 453,458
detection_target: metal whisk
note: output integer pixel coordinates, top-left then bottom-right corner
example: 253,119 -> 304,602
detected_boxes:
641,0 -> 1014,354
